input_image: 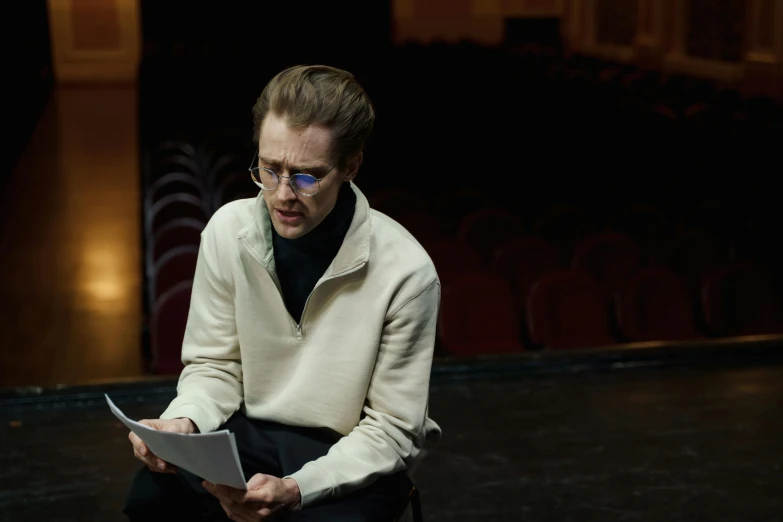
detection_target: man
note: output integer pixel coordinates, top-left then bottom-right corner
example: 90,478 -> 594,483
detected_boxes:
124,65 -> 441,521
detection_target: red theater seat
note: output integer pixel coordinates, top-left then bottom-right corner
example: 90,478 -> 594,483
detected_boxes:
458,209 -> 524,262
439,273 -> 523,356
616,267 -> 701,342
491,237 -> 560,312
527,269 -> 615,350
702,262 -> 783,336
426,239 -> 484,292
572,232 -> 642,299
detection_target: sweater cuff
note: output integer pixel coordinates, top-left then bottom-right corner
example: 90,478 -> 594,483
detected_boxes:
286,462 -> 335,508
160,401 -> 218,434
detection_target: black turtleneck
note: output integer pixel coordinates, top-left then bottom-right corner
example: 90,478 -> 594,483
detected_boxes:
272,182 -> 356,324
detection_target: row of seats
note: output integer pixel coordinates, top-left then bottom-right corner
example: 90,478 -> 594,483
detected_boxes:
438,261 -> 783,356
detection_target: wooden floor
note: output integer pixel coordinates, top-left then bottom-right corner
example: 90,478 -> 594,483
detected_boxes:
0,87 -> 144,388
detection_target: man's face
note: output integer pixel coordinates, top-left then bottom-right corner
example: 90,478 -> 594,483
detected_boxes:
257,113 -> 359,239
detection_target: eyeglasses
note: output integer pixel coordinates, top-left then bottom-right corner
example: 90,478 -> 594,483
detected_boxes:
248,155 -> 336,197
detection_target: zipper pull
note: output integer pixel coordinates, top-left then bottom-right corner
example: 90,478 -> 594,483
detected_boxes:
296,324 -> 303,339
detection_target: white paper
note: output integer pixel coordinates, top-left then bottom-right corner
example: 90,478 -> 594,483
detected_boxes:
107,394 -> 247,490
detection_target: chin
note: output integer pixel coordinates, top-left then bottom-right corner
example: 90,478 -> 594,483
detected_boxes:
273,221 -> 307,239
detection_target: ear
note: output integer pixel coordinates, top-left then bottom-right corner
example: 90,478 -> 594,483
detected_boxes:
342,152 -> 362,182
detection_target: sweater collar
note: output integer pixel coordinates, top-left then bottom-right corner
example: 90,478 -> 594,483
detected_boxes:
238,181 -> 371,277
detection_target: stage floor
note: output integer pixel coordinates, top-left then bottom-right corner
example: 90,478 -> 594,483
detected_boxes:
2,363 -> 782,521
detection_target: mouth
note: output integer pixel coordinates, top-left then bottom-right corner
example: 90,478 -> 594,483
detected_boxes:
275,208 -> 304,224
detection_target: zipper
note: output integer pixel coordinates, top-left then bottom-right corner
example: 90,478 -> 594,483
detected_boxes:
263,261 -> 366,341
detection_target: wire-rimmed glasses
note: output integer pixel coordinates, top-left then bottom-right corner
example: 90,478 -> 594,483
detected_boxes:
248,155 -> 335,197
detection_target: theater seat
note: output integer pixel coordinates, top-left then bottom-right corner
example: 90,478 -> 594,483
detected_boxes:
491,237 -> 560,312
660,228 -> 722,292
458,209 -> 524,263
702,262 -> 783,336
616,267 -> 701,342
152,246 -> 199,302
151,281 -> 192,375
426,239 -> 484,293
527,269 -> 615,350
572,232 -> 642,300
439,273 -> 523,356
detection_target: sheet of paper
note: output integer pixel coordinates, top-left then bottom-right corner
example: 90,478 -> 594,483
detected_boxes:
106,394 -> 247,490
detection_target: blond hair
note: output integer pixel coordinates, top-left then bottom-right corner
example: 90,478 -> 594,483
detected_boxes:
252,65 -> 375,168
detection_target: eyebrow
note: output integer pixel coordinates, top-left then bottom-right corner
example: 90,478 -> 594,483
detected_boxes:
258,155 -> 330,173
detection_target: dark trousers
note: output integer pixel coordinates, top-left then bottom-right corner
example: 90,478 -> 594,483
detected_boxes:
123,412 -> 412,521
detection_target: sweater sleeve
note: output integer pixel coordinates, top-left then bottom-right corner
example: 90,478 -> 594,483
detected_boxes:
287,278 -> 441,508
159,221 -> 244,433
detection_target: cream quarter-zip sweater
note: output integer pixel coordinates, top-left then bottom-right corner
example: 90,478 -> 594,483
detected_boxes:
159,182 -> 442,508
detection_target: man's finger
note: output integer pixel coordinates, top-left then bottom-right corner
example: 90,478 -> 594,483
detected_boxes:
128,432 -> 145,453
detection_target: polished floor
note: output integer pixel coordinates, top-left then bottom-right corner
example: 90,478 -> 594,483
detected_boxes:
0,87 -> 144,388
1,363 -> 782,521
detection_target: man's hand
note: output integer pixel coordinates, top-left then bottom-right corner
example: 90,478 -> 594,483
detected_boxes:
203,474 -> 302,521
128,417 -> 196,473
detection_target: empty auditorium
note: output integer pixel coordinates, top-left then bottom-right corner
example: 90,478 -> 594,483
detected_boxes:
1,1 -> 782,521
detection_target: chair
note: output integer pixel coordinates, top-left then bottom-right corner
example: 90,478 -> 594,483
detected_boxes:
659,228 -> 722,292
147,194 -> 209,237
213,172 -> 259,212
701,261 -> 783,336
439,273 -> 523,355
148,218 -> 205,271
426,239 -> 484,293
457,209 -> 524,263
394,485 -> 423,522
527,269 -> 615,350
145,173 -> 205,210
616,267 -> 701,342
571,232 -> 642,300
491,237 -> 560,312
151,246 -> 199,302
151,281 -> 192,375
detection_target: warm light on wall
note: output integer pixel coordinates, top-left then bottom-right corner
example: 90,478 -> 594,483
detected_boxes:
79,245 -> 128,304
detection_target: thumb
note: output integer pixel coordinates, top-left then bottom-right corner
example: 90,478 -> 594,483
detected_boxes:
138,419 -> 161,430
247,473 -> 270,490
139,419 -> 178,432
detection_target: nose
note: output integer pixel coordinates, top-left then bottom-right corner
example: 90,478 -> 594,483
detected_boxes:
276,176 -> 298,201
